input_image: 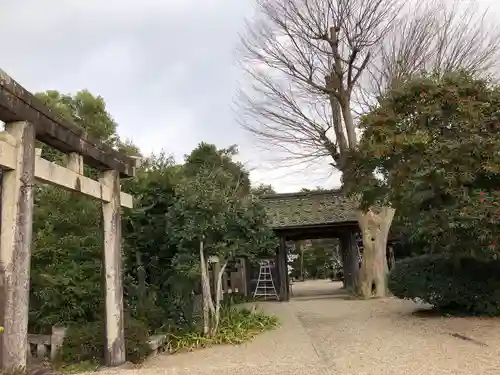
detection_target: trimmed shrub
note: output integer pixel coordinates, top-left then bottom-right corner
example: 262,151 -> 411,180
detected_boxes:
58,317 -> 152,365
388,254 -> 500,316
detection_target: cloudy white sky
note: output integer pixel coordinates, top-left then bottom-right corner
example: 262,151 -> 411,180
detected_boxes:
1,0 -> 499,192
0,0 -> 338,193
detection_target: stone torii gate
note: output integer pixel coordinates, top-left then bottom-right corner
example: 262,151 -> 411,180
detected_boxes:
0,69 -> 138,372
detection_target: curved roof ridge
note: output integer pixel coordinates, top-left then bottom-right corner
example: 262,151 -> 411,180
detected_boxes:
261,189 -> 357,228
260,188 -> 343,200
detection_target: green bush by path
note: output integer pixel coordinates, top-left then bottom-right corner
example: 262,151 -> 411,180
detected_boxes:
165,305 -> 279,353
57,317 -> 152,367
56,305 -> 278,371
389,254 -> 500,316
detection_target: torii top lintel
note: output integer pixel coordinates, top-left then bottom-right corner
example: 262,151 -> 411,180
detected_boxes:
0,68 -> 137,178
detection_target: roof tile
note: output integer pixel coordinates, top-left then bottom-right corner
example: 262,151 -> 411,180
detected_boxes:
261,190 -> 358,228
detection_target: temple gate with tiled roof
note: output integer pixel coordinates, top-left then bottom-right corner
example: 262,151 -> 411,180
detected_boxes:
262,189 -> 359,239
261,189 -> 363,301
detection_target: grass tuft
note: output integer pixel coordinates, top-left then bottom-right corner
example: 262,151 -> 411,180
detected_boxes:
165,305 -> 278,353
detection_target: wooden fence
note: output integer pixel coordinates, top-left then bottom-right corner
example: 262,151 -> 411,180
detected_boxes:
27,326 -> 167,360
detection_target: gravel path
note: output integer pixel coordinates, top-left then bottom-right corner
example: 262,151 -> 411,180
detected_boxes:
293,280 -> 500,375
95,280 -> 500,375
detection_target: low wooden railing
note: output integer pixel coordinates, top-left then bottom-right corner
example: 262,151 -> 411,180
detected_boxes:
27,326 -> 66,360
27,326 -> 167,360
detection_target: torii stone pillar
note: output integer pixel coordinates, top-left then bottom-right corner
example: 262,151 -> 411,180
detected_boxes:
0,121 -> 36,373
100,170 -> 126,366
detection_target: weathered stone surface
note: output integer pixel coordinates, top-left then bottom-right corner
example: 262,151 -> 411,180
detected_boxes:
0,121 -> 36,373
0,69 -> 136,373
100,170 -> 126,366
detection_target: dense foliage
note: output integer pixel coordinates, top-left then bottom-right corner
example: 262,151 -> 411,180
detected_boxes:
346,71 -> 500,257
165,304 -> 278,353
342,70 -> 500,314
183,143 -> 251,195
167,167 -> 275,269
31,190 -> 102,330
58,318 -> 152,365
28,90 -> 277,365
251,184 -> 275,197
389,255 -> 500,316
30,90 -> 127,332
289,239 -> 339,280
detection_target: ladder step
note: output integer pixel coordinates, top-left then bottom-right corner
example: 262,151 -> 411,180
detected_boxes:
253,261 -> 279,300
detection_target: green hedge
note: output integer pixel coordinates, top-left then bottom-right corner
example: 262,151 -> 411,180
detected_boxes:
388,254 -> 500,316
59,317 -> 152,365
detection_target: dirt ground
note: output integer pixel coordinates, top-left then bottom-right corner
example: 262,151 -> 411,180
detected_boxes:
96,280 -> 500,375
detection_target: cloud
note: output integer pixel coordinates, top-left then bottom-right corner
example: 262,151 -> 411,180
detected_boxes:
0,0 -> 338,193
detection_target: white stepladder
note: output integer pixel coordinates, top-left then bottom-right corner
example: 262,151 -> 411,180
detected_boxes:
253,259 -> 279,300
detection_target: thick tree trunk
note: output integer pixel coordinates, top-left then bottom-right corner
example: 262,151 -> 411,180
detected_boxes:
199,241 -> 214,336
357,207 -> 395,299
212,261 -> 228,336
202,284 -> 209,337
339,232 -> 359,292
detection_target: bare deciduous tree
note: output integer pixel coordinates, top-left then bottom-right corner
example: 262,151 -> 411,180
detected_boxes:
237,0 -> 500,298
365,1 -> 500,109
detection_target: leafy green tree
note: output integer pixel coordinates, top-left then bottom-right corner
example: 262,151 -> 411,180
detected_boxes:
346,71 -> 500,259
30,90 -> 139,330
299,187 -> 328,193
237,0 -> 500,299
29,88 -> 276,340
289,239 -> 338,280
117,138 -> 142,157
121,154 -> 192,329
36,90 -> 119,145
31,188 -> 102,330
166,166 -> 275,337
184,143 -> 251,195
252,184 -> 275,197
122,144 -> 276,333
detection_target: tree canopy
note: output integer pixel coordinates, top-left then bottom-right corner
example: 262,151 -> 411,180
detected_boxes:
183,143 -> 251,195
346,71 -> 500,256
236,0 -> 500,298
29,90 -> 276,332
31,89 -> 133,330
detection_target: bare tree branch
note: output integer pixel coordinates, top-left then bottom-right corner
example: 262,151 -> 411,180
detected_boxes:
366,0 -> 500,108
236,0 -> 500,172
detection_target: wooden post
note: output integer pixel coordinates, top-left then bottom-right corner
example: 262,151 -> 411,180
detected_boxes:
339,239 -> 348,287
244,258 -> 252,297
100,170 -> 126,367
222,272 -> 229,295
339,231 -> 360,292
240,258 -> 248,297
283,243 -> 290,301
50,326 -> 68,360
277,236 -> 290,301
212,259 -> 221,299
0,121 -> 36,373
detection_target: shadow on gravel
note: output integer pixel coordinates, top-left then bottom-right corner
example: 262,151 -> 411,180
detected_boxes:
411,306 -> 497,319
411,307 -> 446,318
291,285 -> 352,302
